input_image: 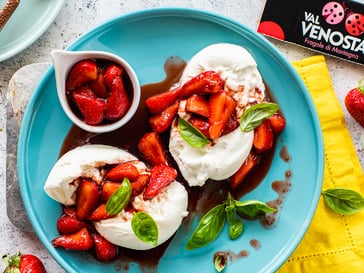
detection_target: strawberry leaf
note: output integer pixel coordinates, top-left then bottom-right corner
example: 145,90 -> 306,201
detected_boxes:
240,102 -> 279,132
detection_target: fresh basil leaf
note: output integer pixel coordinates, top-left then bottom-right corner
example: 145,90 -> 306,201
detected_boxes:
228,219 -> 243,240
240,102 -> 279,132
186,204 -> 227,250
322,188 -> 364,215
214,253 -> 227,272
235,200 -> 276,219
106,178 -> 132,215
225,193 -> 243,240
178,118 -> 209,148
131,212 -> 158,246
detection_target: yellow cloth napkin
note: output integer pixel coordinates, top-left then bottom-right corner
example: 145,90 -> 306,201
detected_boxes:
277,55 -> 364,273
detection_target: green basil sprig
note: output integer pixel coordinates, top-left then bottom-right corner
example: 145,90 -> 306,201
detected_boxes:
186,193 -> 276,250
322,188 -> 364,215
240,102 -> 279,132
106,178 -> 132,215
131,212 -> 159,246
178,118 -> 209,148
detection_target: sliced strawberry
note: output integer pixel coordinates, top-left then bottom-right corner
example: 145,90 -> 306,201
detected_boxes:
253,120 -> 274,153
91,233 -> 119,263
185,94 -> 209,117
57,213 -> 89,234
223,116 -> 239,135
138,132 -> 168,166
66,59 -> 98,91
131,174 -> 150,196
88,204 -> 113,221
144,165 -> 177,200
52,227 -> 93,251
104,76 -> 130,120
90,72 -> 108,98
230,152 -> 260,189
268,113 -> 286,134
72,86 -> 106,125
208,91 -> 237,140
76,179 -> 100,220
101,182 -> 121,202
149,101 -> 179,133
180,71 -> 224,98
104,64 -> 123,90
145,87 -> 181,114
105,162 -> 139,182
189,117 -> 210,138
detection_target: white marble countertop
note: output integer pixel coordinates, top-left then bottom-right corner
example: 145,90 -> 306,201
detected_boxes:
0,0 -> 363,272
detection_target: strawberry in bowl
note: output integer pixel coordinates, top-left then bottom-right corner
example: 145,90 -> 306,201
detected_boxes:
51,50 -> 141,133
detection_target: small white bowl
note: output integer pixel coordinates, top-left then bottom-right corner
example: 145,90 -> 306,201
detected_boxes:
51,50 -> 141,133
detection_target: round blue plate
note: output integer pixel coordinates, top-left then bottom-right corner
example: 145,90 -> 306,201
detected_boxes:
18,8 -> 324,273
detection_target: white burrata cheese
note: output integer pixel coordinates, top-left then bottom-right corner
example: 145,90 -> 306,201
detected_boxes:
169,43 -> 266,187
44,144 -> 188,250
95,181 -> 188,250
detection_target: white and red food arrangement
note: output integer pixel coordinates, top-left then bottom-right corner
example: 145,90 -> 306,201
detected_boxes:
44,43 -> 286,267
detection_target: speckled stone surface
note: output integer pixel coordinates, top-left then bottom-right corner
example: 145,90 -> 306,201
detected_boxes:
0,0 -> 363,272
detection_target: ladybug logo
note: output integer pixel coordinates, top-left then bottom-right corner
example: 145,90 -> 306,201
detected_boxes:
322,1 -> 345,24
345,13 -> 364,36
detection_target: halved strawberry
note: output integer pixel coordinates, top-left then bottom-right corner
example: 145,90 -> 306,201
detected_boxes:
144,165 -> 178,200
66,59 -> 98,91
90,72 -> 108,99
88,204 -> 113,221
145,87 -> 181,114
208,91 -> 237,140
189,117 -> 210,138
253,120 -> 274,153
230,152 -> 260,189
104,64 -> 123,89
101,182 -> 121,202
268,113 -> 286,134
180,71 -> 224,98
104,76 -> 130,120
72,86 -> 106,125
130,174 -> 150,196
57,212 -> 89,234
149,101 -> 179,133
185,94 -> 209,117
52,227 -> 93,251
91,233 -> 119,263
76,179 -> 100,220
105,162 -> 139,182
138,132 -> 168,166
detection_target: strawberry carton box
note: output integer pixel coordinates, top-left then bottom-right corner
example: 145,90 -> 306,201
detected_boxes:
258,0 -> 364,65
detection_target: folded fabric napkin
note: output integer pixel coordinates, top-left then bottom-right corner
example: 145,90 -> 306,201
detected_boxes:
278,55 -> 364,273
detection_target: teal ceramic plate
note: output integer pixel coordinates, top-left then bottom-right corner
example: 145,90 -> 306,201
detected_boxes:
18,8 -> 324,273
0,0 -> 64,61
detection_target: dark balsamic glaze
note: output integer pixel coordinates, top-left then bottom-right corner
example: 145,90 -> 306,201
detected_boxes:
60,57 -> 292,272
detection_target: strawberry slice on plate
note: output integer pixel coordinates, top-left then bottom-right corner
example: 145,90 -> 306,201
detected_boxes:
138,132 -> 168,166
52,227 -> 93,251
149,101 -> 179,133
144,165 -> 177,200
180,70 -> 224,97
145,87 -> 181,114
208,90 -> 237,140
75,179 -> 100,220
